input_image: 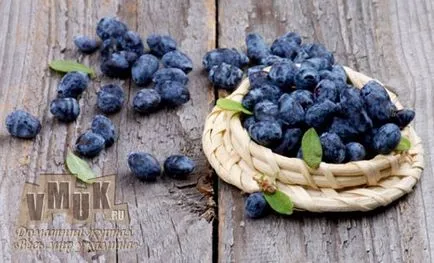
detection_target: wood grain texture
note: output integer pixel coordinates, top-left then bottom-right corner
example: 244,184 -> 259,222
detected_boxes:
0,0 -> 215,262
217,0 -> 434,262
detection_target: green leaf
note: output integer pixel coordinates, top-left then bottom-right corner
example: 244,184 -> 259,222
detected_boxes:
49,60 -> 95,78
264,190 -> 293,215
301,128 -> 322,168
66,151 -> 96,184
216,98 -> 253,115
395,136 -> 411,151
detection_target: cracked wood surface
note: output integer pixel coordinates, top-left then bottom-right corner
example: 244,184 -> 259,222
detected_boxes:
0,0 -> 215,262
217,0 -> 434,262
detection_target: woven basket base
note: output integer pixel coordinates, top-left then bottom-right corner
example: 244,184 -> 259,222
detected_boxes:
202,66 -> 424,212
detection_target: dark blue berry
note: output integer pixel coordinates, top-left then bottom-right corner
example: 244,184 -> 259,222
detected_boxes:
6,110 -> 41,139
162,51 -> 193,73
97,84 -> 124,114
246,33 -> 270,64
254,100 -> 279,121
128,152 -> 161,181
119,51 -> 139,66
164,155 -> 195,179
272,128 -> 302,156
268,61 -> 297,90
131,54 -> 159,86
345,142 -> 366,162
249,120 -> 282,147
392,109 -> 415,129
242,89 -> 265,111
282,32 -> 302,45
146,34 -> 177,57
373,123 -> 401,155
132,89 -> 161,114
290,90 -> 314,109
295,65 -> 320,91
314,79 -> 339,103
245,192 -> 268,219
243,116 -> 256,131
96,17 -> 128,40
155,81 -> 190,106
57,72 -> 89,98
361,80 -> 394,124
75,131 -> 105,158
303,57 -> 332,71
249,71 -> 273,89
208,63 -> 243,90
297,43 -> 335,65
320,132 -> 346,164
202,48 -> 249,71
74,35 -> 99,54
270,37 -> 299,59
328,117 -> 360,142
261,55 -> 292,66
50,98 -> 80,122
101,52 -> 130,79
119,31 -> 144,55
305,99 -> 338,130
332,65 -> 347,82
339,87 -> 364,115
100,38 -> 119,59
297,147 -> 303,159
278,94 -> 305,127
152,68 -> 188,85
91,115 -> 116,148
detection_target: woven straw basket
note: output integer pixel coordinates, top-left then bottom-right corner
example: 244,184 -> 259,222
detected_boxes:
202,66 -> 424,212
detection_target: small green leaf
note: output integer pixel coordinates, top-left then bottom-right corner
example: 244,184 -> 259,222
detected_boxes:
49,60 -> 95,78
66,151 -> 96,184
216,98 -> 253,115
395,136 -> 411,151
301,128 -> 322,169
264,190 -> 293,215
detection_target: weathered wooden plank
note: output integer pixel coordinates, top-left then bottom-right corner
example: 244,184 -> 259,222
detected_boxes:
0,0 -> 215,262
217,0 -> 434,262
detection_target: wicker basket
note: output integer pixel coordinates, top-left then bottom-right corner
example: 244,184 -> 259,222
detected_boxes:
202,66 -> 424,212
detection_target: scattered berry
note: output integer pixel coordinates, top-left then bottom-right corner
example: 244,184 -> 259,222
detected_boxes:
152,68 -> 188,85
50,98 -> 80,122
163,155 -> 195,179
96,17 -> 128,40
146,34 -> 177,57
119,31 -> 144,55
128,152 -> 161,181
101,52 -> 131,79
74,35 -> 99,54
161,51 -> 193,73
131,54 -> 160,86
91,115 -> 116,148
75,131 -> 105,158
132,89 -> 161,114
6,110 -> 41,139
155,81 -> 190,106
57,72 -> 89,99
245,192 -> 268,219
97,84 -> 125,114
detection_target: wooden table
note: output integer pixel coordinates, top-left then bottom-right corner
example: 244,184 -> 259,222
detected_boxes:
0,0 -> 432,262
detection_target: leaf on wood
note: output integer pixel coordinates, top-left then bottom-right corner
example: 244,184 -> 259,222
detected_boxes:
66,150 -> 96,184
264,190 -> 294,215
49,60 -> 95,78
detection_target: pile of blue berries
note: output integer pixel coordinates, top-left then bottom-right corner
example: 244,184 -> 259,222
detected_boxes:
204,32 -> 415,165
5,17 -> 196,181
